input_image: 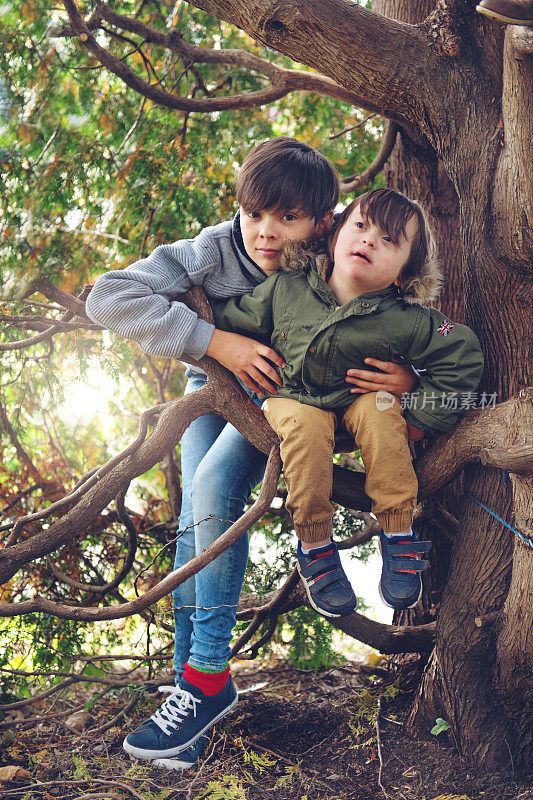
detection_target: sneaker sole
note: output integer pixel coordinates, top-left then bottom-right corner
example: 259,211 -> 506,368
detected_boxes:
122,695 -> 238,760
296,560 -> 357,618
151,757 -> 197,770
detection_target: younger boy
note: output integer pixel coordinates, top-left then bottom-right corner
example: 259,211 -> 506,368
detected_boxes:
86,144 -> 417,764
214,189 -> 484,616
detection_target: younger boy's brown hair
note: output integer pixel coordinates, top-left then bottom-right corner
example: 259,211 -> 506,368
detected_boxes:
329,189 -> 441,302
236,137 -> 339,224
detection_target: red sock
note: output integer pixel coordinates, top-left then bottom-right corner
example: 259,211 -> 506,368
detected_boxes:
183,662 -> 230,696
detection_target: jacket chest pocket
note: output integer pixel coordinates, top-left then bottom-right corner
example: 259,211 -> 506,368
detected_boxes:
273,309 -> 296,349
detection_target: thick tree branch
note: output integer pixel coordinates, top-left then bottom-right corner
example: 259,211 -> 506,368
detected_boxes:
414,390 -> 533,499
59,0 -> 363,112
186,0 -> 440,124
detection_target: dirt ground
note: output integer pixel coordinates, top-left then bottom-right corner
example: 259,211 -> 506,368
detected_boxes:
1,659 -> 532,800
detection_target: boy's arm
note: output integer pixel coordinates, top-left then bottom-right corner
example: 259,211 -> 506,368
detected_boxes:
86,233 -> 222,361
404,308 -> 484,434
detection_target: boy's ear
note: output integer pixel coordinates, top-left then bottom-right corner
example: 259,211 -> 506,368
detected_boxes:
317,209 -> 334,233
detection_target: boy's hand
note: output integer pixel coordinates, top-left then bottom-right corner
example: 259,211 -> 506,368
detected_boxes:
346,358 -> 418,396
206,329 -> 285,395
407,423 -> 425,442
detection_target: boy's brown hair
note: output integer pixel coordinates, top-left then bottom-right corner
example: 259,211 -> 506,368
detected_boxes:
329,189 -> 441,302
236,137 -> 339,224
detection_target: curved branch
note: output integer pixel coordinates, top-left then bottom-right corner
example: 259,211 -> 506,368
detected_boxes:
238,575 -> 435,654
0,446 -> 281,620
340,120 -> 399,194
0,280 -> 97,352
45,494 -> 138,595
0,319 -> 96,352
231,567 -> 300,657
60,0 -> 362,112
5,403 -> 165,545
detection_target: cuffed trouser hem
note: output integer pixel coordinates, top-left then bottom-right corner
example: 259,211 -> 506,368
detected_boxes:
375,509 -> 415,532
294,517 -> 333,543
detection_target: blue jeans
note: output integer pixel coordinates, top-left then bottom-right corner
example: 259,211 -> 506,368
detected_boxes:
172,371 -> 267,678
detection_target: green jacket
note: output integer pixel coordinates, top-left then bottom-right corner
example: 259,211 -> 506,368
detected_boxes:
213,254 -> 483,435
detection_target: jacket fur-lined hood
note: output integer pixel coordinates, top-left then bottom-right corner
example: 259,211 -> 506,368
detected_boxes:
279,235 -> 442,306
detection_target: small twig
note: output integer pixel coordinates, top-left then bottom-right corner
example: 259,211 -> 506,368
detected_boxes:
185,732 -> 220,799
340,119 -> 398,193
76,693 -> 140,739
375,695 -> 391,799
72,794 -> 121,800
329,112 -> 378,139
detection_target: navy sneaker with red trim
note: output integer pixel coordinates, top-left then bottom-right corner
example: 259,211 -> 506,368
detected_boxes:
378,530 -> 431,610
296,540 -> 357,618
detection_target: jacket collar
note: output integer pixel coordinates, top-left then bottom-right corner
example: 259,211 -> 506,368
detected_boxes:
307,265 -> 401,314
230,212 -> 269,286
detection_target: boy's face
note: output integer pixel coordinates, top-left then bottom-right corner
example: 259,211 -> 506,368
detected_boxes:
331,205 -> 417,298
240,207 -> 332,275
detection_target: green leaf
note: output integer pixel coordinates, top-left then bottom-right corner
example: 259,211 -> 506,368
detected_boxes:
431,717 -> 451,736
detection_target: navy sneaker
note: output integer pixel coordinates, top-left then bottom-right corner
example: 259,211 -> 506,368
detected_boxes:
151,734 -> 208,770
296,540 -> 357,618
122,677 -> 237,760
379,530 -> 431,610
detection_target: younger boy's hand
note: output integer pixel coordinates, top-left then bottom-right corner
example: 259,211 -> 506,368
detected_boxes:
206,329 -> 285,395
346,358 -> 418,396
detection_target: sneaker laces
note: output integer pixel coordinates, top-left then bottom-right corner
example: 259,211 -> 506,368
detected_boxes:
150,685 -> 201,736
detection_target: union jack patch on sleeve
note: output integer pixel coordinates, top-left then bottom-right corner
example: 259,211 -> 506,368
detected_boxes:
437,319 -> 454,336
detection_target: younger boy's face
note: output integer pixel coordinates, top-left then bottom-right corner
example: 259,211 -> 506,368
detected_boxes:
330,205 -> 417,299
240,207 -> 331,275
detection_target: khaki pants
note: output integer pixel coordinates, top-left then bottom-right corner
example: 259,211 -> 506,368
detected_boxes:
263,393 -> 417,542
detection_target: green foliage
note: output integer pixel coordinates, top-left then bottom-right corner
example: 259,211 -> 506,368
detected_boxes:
285,606 -> 347,671
195,775 -> 247,800
237,738 -> 276,774
346,682 -> 399,748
